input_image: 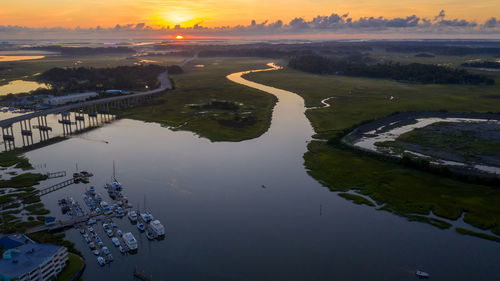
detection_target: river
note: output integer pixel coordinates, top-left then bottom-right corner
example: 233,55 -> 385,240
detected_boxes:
17,64 -> 500,280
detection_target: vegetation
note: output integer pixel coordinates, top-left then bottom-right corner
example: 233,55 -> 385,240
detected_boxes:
0,151 -> 32,169
461,61 -> 500,69
456,227 -> 500,243
28,232 -> 81,256
37,64 -> 166,94
57,253 -> 84,281
245,60 -> 500,239
288,54 -> 494,84
0,173 -> 47,188
380,122 -> 500,166
116,58 -> 278,141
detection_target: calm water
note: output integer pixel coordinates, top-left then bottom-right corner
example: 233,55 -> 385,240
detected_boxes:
19,65 -> 500,280
0,80 -> 50,95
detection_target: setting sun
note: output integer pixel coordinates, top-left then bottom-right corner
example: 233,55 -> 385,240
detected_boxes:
175,35 -> 184,39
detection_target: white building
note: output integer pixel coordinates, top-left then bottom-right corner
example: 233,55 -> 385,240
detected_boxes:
43,92 -> 98,106
0,235 -> 69,281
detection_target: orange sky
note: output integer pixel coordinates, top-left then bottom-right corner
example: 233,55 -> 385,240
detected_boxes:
1,0 -> 498,28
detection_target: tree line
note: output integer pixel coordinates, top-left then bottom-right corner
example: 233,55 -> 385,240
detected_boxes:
288,54 -> 495,85
37,64 -> 166,95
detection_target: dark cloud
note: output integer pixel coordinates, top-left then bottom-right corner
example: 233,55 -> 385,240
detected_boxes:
0,11 -> 498,39
484,17 -> 498,28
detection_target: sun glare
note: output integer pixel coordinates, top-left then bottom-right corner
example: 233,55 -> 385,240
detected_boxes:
176,35 -> 184,40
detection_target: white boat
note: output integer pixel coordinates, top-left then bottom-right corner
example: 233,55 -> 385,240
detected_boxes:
140,213 -> 150,223
119,246 -> 126,254
123,232 -> 138,250
146,230 -> 154,240
92,250 -> 99,255
106,229 -> 114,237
416,271 -> 430,278
97,256 -> 106,266
137,221 -> 145,231
128,211 -> 137,223
111,237 -> 120,247
102,246 -> 110,255
149,220 -> 165,236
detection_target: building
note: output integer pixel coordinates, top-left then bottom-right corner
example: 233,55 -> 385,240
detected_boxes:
42,92 -> 98,106
0,234 -> 68,281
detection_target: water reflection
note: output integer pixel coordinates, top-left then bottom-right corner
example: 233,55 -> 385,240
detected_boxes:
0,55 -> 45,62
16,64 -> 500,281
0,80 -> 50,95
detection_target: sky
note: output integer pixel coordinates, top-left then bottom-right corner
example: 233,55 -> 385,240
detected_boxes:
1,0 -> 499,28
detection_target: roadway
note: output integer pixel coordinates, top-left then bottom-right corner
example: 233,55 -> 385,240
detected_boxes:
0,72 -> 170,128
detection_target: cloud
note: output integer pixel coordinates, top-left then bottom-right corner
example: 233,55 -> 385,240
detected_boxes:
0,11 -> 498,39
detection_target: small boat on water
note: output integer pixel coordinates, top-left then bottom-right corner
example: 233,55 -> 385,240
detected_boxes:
117,229 -> 123,237
112,237 -> 120,247
97,256 -> 106,266
416,271 -> 430,278
88,242 -> 95,249
128,211 -> 138,223
92,250 -> 99,255
137,222 -> 145,231
119,245 -> 126,254
123,232 -> 138,251
106,229 -> 114,237
149,220 -> 165,237
107,254 -> 114,262
146,230 -> 154,240
102,246 -> 110,255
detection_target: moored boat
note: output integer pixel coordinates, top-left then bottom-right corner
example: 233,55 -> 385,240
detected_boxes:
136,221 -> 145,231
416,271 -> 430,278
149,220 -> 165,236
128,211 -> 137,223
123,232 -> 138,250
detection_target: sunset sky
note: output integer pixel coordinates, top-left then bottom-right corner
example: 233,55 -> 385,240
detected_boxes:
2,0 -> 499,28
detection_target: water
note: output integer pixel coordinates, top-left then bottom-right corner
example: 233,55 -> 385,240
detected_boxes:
0,80 -> 50,95
19,65 -> 500,280
353,117 -> 500,175
0,55 -> 45,62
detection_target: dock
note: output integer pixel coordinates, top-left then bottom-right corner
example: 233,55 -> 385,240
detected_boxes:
136,211 -> 158,239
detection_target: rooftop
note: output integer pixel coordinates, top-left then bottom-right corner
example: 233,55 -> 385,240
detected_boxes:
0,236 -> 62,278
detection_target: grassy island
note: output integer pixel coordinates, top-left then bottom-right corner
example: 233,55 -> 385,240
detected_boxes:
115,58 -> 278,142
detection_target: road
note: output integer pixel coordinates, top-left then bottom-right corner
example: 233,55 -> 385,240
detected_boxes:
0,72 -> 171,128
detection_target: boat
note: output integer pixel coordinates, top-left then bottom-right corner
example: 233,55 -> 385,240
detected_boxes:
149,220 -> 165,236
89,186 -> 96,196
88,226 -> 94,232
122,232 -> 138,250
128,211 -> 138,223
97,256 -> 106,266
140,213 -> 152,223
100,201 -> 110,211
416,271 -> 430,278
106,229 -> 114,237
136,222 -> 145,231
112,237 -> 120,247
119,246 -> 126,254
92,250 -> 99,255
146,230 -> 154,240
88,242 -> 95,249
102,223 -> 110,231
117,229 -> 123,237
102,246 -> 110,255
87,219 -> 96,225
106,254 -> 114,262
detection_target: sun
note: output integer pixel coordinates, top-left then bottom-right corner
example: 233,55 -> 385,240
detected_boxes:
175,35 -> 184,40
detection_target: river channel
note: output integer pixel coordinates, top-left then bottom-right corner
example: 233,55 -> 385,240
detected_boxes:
16,64 -> 500,280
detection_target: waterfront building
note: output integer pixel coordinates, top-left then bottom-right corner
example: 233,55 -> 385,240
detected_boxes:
0,234 -> 68,281
42,92 -> 98,106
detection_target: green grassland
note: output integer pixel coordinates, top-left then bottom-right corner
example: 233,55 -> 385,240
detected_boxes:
245,57 -> 500,239
57,253 -> 84,281
382,122 -> 500,164
116,58 -> 278,141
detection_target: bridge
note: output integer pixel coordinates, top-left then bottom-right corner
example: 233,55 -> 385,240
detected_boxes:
1,72 -> 171,151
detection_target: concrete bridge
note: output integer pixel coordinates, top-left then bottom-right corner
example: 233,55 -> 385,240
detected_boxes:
1,72 -> 170,151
